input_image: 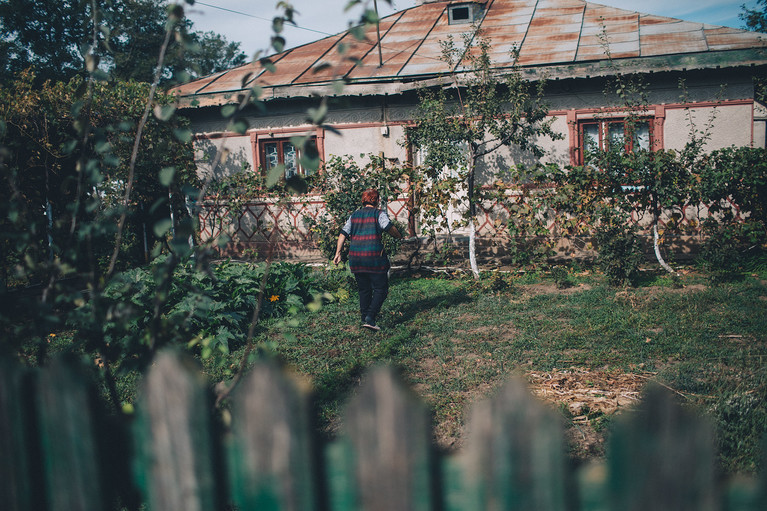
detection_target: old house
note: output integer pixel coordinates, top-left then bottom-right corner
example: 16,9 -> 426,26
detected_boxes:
173,0 -> 767,261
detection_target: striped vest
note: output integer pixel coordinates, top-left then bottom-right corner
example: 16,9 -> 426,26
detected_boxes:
348,208 -> 389,273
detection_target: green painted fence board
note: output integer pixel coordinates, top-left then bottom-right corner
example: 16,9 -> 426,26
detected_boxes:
342,366 -> 434,511
0,360 -> 36,511
36,357 -> 105,511
1,353 -> 765,511
133,351 -> 217,511
228,362 -> 317,511
463,376 -> 569,511
607,384 -> 718,511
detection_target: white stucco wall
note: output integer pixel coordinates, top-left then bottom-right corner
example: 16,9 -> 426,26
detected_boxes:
663,103 -> 753,152
194,135 -> 253,180
323,124 -> 409,163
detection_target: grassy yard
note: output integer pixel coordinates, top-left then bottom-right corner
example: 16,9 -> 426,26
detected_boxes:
233,268 -> 767,475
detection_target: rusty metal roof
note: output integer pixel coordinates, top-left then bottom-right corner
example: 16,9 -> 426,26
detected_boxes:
173,0 -> 767,107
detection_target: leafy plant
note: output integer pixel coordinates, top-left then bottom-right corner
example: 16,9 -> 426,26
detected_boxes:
306,154 -> 406,261
594,215 -> 644,287
408,32 -> 561,278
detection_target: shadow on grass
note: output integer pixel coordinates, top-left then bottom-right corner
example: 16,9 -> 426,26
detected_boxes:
310,280 -> 475,436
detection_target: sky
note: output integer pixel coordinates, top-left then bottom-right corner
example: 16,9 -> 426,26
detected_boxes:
185,0 -> 761,59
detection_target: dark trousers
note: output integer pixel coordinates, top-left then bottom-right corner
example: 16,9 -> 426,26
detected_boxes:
354,272 -> 389,324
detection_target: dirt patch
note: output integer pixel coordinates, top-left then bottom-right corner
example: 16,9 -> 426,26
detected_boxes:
518,283 -> 593,296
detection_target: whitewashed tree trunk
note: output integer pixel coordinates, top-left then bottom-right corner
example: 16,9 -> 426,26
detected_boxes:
653,223 -> 676,275
469,220 -> 479,279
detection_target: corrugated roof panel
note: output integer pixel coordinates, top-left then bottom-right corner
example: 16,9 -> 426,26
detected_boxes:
261,35 -> 346,86
172,70 -> 228,96
172,0 -> 767,105
346,10 -> 429,79
705,27 -> 767,51
399,6 -> 475,76
479,0 -> 538,66
639,14 -> 707,56
291,34 -> 375,84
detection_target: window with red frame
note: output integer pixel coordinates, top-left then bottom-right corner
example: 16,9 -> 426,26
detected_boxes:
259,137 -> 318,178
578,118 -> 653,165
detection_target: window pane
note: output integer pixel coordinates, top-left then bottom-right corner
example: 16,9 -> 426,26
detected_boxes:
582,123 -> 600,151
302,139 -> 318,176
264,142 -> 279,169
283,142 -> 297,178
607,122 -> 625,149
632,121 -> 651,150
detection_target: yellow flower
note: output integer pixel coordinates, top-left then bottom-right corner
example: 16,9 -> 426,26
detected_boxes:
269,295 -> 280,302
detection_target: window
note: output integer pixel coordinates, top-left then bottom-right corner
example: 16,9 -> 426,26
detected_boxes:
448,3 -> 480,25
259,137 -> 318,179
578,118 -> 653,164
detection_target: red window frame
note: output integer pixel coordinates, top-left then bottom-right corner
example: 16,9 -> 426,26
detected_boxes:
258,136 -> 318,179
577,118 -> 654,165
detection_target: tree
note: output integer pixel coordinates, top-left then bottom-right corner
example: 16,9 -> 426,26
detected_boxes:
741,0 -> 767,32
408,30 -> 560,278
0,0 -> 247,85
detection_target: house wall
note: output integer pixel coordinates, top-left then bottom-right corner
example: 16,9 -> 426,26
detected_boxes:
663,103 -> 754,152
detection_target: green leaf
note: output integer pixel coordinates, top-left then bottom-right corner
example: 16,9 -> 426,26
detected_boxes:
230,118 -> 249,135
271,36 -> 285,53
259,57 -> 276,73
170,127 -> 191,143
153,218 -> 173,237
159,167 -> 176,187
349,25 -> 366,41
266,164 -> 285,188
221,104 -> 237,118
153,104 -> 176,121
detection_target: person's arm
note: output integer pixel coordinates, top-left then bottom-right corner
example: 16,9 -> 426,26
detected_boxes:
333,232 -> 347,265
387,224 -> 402,239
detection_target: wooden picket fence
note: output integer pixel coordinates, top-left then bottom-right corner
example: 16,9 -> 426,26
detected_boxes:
2,351 -> 765,511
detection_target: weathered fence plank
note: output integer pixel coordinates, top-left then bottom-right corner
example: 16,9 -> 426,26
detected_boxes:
607,384 -> 718,511
339,366 -> 434,511
462,376 -> 569,511
228,362 -> 317,511
36,358 -> 105,511
133,351 -> 217,511
0,360 -> 36,511
1,352 -> 765,511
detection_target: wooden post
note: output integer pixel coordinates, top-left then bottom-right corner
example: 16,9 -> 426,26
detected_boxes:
36,357 -> 105,511
133,351 -> 217,511
227,362 -> 317,511
0,360 -> 37,511
338,366 -> 434,511
462,377 -> 569,511
607,384 -> 717,511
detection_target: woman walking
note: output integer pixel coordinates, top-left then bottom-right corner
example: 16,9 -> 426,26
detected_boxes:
333,189 -> 402,331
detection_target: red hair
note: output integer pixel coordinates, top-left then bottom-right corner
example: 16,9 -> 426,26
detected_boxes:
361,189 -> 379,205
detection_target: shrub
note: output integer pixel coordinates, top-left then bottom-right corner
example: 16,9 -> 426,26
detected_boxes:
594,219 -> 644,287
699,221 -> 767,282
306,154 -> 406,261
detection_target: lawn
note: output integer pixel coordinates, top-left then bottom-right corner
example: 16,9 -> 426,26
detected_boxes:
28,264 -> 767,475
246,268 -> 767,475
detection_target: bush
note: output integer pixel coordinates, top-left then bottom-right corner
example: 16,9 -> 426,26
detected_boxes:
699,221 -> 767,282
69,257 -> 327,369
594,219 -> 644,287
306,154 -> 407,261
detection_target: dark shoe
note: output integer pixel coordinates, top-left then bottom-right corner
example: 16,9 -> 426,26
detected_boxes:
362,322 -> 381,331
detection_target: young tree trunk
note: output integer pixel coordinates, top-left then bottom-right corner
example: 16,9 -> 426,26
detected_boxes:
653,222 -> 676,275
468,149 -> 479,279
